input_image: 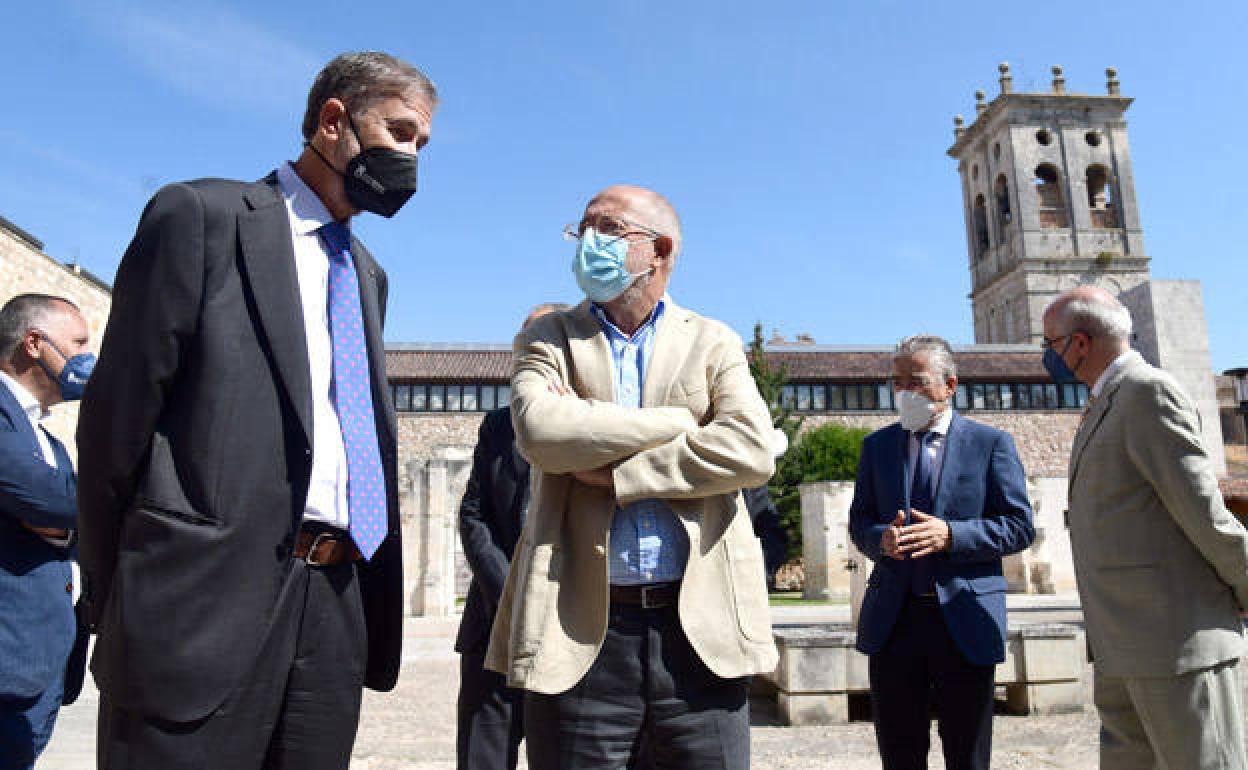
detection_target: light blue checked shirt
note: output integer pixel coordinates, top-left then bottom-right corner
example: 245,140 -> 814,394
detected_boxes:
591,298 -> 691,586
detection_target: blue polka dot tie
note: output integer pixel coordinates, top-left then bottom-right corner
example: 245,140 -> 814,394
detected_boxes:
319,220 -> 387,561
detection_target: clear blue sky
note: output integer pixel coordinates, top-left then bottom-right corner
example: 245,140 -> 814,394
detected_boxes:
2,1 -> 1244,370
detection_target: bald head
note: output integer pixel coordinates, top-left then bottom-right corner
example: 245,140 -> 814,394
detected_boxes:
1044,285 -> 1133,342
587,184 -> 682,261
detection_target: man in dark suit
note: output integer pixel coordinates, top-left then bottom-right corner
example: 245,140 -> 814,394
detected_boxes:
456,303 -> 567,770
77,52 -> 436,768
849,335 -> 1034,770
0,294 -> 92,769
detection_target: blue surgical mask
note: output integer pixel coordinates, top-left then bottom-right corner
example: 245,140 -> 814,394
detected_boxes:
572,227 -> 651,303
38,336 -> 96,401
1042,347 -> 1078,384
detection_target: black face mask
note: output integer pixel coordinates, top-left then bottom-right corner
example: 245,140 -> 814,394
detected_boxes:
309,112 -> 419,218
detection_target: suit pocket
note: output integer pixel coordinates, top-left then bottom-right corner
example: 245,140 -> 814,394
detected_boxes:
724,537 -> 772,643
675,378 -> 710,422
967,574 -> 1008,594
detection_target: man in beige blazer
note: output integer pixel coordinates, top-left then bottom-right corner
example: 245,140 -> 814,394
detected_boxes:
485,185 -> 776,770
1044,286 -> 1248,769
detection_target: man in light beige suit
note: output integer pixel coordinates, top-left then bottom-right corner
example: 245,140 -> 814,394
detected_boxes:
1043,286 -> 1248,769
485,185 -> 775,770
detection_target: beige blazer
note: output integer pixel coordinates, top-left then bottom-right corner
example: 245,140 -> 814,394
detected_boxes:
484,300 -> 777,694
1068,351 -> 1248,677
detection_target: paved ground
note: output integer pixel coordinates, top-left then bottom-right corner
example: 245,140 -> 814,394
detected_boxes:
42,598 -> 1101,769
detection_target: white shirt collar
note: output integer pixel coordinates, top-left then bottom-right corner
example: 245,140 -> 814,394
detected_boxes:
0,370 -> 48,423
1092,350 -> 1136,398
276,162 -> 335,237
924,405 -> 955,437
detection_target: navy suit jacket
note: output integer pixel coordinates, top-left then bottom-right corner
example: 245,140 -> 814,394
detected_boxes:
849,411 -> 1035,666
0,381 -> 86,703
455,407 -> 529,656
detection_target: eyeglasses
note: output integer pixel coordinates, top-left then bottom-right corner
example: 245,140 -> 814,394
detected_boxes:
1041,330 -> 1088,350
562,214 -> 664,244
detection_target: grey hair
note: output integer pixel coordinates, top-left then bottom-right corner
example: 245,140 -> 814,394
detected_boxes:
0,294 -> 79,359
301,52 -> 438,140
1053,292 -> 1133,341
630,189 -> 683,263
894,334 -> 957,381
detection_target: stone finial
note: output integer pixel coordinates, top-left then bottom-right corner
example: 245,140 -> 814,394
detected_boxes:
954,114 -> 965,139
1106,66 -> 1120,96
1051,65 -> 1066,95
975,89 -> 987,115
998,62 -> 1013,94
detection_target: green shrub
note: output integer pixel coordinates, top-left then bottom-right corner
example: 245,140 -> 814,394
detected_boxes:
768,422 -> 870,560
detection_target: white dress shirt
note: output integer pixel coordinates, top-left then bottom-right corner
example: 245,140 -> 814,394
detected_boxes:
905,405 -> 955,501
275,162 -> 351,530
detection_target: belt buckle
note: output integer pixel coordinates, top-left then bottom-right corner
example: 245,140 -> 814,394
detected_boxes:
304,532 -> 335,567
640,584 -> 662,609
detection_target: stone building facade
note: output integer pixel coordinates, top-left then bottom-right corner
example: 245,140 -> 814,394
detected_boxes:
0,216 -> 112,455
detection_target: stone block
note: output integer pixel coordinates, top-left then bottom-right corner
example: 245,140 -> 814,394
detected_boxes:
1004,680 -> 1084,715
777,692 -> 849,726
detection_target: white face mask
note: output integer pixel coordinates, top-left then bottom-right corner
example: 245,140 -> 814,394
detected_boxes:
896,390 -> 939,432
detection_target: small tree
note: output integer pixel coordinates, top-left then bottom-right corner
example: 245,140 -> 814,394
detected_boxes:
748,323 -> 804,558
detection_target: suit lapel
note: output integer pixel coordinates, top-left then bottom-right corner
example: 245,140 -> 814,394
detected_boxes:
641,302 -> 695,407
351,240 -> 396,458
1067,354 -> 1137,494
567,302 -> 615,401
932,412 -> 966,518
0,384 -> 39,452
238,176 -> 314,446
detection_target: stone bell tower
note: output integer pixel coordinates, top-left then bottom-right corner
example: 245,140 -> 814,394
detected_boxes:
948,64 -> 1150,345
949,64 -> 1226,474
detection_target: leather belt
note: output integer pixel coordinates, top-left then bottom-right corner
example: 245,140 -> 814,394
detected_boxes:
610,582 -> 680,609
293,526 -> 361,567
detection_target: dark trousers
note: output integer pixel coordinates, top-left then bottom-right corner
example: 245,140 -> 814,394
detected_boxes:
0,668 -> 65,770
868,595 -> 995,770
524,603 -> 749,770
97,557 -> 367,770
457,650 -> 524,770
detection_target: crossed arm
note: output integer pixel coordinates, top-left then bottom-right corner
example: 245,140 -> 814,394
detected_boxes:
510,327 -> 774,503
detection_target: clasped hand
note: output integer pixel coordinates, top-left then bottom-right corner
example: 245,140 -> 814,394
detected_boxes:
880,510 -> 950,560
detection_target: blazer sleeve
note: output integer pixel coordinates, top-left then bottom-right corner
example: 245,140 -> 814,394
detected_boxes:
945,430 -> 1036,562
76,183 -> 207,614
1126,378 -> 1248,608
0,426 -> 77,530
458,414 -> 511,612
612,329 -> 774,503
848,437 -> 890,563
510,329 -> 699,474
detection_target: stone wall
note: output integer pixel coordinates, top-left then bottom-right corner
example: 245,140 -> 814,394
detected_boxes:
0,226 -> 112,456
799,410 -> 1081,478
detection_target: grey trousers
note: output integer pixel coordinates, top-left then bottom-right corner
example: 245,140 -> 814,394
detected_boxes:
1095,658 -> 1246,770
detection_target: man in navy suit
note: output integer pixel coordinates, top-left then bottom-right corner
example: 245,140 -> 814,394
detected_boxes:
0,293 -> 92,769
849,335 -> 1034,770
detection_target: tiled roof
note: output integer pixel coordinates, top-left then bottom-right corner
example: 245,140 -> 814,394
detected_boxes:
385,343 -> 1049,382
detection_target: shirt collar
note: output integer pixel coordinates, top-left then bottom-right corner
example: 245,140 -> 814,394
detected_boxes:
276,161 -> 334,237
590,295 -> 668,342
926,406 -> 955,437
1091,350 -> 1135,398
0,370 -> 48,422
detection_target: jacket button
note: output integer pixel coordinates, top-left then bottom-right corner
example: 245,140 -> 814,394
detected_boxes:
594,545 -> 606,557
66,582 -> 73,594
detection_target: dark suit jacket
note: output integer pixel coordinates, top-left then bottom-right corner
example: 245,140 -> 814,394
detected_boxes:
77,174 -> 404,723
743,485 -> 788,579
848,411 -> 1034,666
0,382 -> 86,704
455,407 -> 529,655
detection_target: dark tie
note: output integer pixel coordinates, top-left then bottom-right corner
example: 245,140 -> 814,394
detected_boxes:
909,430 -> 936,595
319,221 -> 387,560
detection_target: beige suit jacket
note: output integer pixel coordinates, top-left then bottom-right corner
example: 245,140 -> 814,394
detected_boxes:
484,300 -> 777,694
1068,351 -> 1248,677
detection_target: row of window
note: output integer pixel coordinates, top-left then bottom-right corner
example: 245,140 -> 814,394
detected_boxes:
778,381 -> 1090,413
391,383 -> 511,413
391,380 -> 1091,414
